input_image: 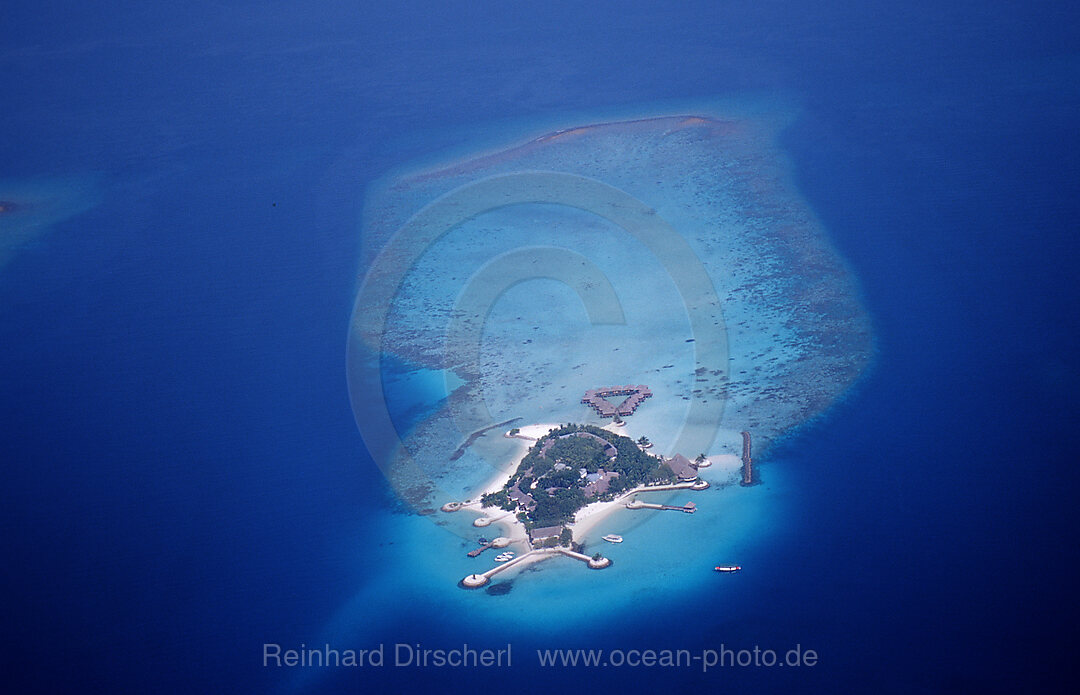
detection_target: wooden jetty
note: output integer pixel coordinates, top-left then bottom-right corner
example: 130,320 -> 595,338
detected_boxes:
461,547 -> 611,588
467,542 -> 494,557
466,537 -> 510,557
581,384 -> 652,418
625,499 -> 697,513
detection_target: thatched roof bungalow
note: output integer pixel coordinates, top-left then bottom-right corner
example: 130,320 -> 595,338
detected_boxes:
664,454 -> 699,481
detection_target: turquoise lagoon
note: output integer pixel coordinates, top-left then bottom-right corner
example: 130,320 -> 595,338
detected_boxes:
342,101 -> 873,634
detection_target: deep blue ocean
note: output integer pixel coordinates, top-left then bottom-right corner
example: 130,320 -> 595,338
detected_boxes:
2,1 -> 1078,692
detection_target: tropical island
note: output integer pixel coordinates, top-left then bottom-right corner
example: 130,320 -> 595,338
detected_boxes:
445,415 -> 738,589
480,423 -> 679,532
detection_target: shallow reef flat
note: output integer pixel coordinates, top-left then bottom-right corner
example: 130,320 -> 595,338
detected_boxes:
350,106 -> 874,508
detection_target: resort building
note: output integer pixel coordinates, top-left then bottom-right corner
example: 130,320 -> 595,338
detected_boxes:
581,384 -> 653,418
664,454 -> 699,481
508,482 -> 537,512
583,470 -> 620,497
529,525 -> 564,546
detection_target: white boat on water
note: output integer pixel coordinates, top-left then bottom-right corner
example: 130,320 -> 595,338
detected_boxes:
602,534 -> 623,543
714,565 -> 741,573
494,552 -> 515,562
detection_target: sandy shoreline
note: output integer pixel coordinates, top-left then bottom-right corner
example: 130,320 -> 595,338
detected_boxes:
566,496 -> 626,540
569,454 -> 743,540
476,422 -> 560,493
462,425 -> 744,548
508,422 -> 561,441
462,423 -> 562,545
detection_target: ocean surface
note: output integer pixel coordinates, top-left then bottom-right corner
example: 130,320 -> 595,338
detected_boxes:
2,2 -> 1078,693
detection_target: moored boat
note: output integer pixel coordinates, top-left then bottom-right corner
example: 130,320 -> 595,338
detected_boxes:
602,534 -> 623,543
714,565 -> 741,572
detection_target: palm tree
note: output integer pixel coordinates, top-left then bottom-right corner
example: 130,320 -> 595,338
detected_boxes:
696,453 -> 707,464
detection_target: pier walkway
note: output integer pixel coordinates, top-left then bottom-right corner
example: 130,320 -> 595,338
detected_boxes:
626,500 -> 697,513
466,537 -> 510,557
556,547 -> 611,569
581,385 -> 652,418
473,512 -> 513,528
627,479 -> 709,494
461,546 -> 612,588
462,550 -> 544,587
441,499 -> 482,513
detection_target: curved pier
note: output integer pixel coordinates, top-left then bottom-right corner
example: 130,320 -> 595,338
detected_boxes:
475,512 -> 516,528
557,547 -> 611,569
460,549 -> 543,588
441,499 -> 481,513
459,546 -> 611,589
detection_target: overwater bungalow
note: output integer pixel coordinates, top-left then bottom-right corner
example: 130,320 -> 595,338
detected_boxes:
664,454 -> 699,481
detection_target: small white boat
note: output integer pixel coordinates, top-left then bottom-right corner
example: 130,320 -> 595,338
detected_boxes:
602,534 -> 623,543
494,552 -> 515,562
714,565 -> 741,573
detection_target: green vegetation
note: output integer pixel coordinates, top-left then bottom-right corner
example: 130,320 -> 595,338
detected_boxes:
559,528 -> 573,547
498,423 -> 672,528
531,486 -> 585,528
509,427 -> 520,435
545,436 -> 607,470
480,490 -> 515,512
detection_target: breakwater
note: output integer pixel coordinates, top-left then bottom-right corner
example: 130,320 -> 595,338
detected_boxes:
741,430 -> 753,485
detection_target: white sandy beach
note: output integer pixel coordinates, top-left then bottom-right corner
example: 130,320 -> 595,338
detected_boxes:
464,423 -> 745,548
568,483 -> 685,540
453,426 -> 750,586
566,495 -> 627,540
510,422 -> 561,440
490,421 -> 649,543
568,454 -> 744,540
462,423 -> 563,544
465,422 -> 560,501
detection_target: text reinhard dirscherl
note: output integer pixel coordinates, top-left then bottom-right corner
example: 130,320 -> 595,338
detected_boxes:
263,643 -> 512,668
262,643 -> 819,672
